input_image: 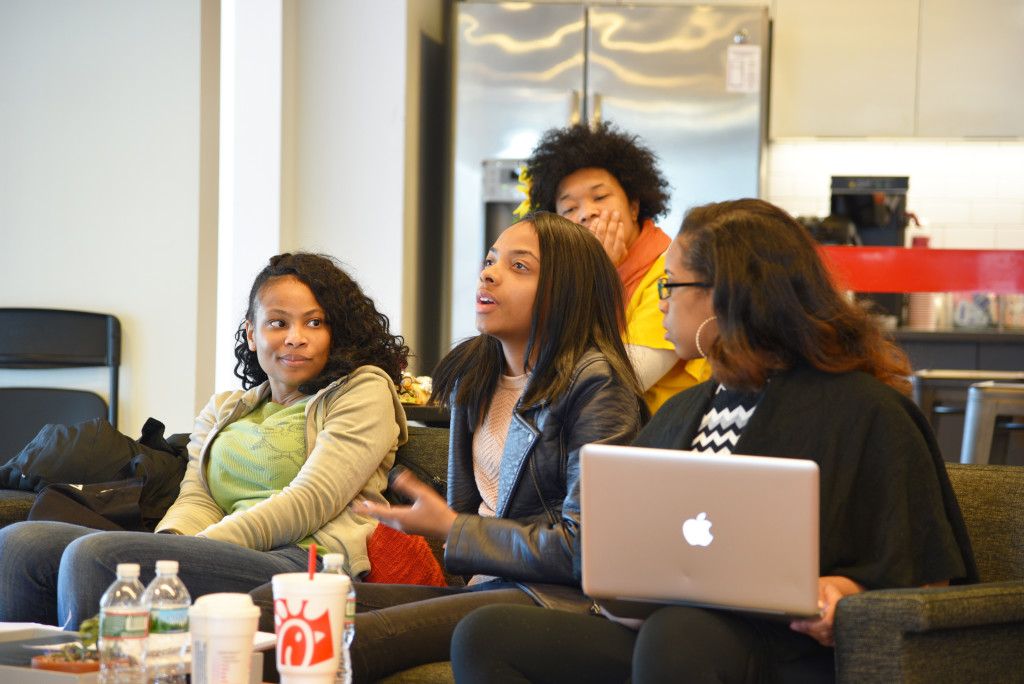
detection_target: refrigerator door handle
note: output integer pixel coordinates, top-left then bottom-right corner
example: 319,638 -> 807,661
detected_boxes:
568,90 -> 582,126
589,92 -> 603,129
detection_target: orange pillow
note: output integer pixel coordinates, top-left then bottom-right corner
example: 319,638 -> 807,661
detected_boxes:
363,522 -> 448,587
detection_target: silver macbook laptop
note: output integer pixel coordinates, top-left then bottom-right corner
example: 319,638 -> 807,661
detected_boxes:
580,443 -> 821,620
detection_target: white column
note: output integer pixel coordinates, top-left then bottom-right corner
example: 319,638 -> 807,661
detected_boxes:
216,0 -> 283,392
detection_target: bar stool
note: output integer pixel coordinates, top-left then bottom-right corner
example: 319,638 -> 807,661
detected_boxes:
960,382 -> 1024,465
911,370 -> 1024,461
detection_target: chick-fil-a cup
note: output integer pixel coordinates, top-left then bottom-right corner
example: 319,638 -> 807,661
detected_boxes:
271,572 -> 350,684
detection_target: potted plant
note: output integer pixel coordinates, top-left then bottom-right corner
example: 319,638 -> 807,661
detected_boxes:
31,616 -> 100,673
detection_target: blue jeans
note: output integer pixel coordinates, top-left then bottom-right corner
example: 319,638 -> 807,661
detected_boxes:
0,521 -> 311,629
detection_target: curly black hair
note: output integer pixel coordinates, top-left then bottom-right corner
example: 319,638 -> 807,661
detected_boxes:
233,252 -> 409,392
525,122 -> 671,223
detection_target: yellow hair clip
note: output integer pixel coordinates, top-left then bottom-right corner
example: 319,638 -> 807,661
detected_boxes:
513,166 -> 533,219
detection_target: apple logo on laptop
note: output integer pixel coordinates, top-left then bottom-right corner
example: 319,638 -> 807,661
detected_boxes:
682,512 -> 714,547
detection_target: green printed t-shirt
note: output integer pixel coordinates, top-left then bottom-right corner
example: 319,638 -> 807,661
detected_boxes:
207,397 -> 320,552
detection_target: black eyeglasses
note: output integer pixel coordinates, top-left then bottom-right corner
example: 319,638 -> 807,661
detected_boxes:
657,277 -> 712,300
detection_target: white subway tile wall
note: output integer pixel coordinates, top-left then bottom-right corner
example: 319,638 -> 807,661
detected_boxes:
764,140 -> 1024,250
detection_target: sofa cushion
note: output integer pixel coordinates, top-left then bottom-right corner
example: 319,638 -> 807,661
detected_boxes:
0,490 -> 35,529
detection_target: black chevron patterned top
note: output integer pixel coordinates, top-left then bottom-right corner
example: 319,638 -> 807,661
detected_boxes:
690,384 -> 764,456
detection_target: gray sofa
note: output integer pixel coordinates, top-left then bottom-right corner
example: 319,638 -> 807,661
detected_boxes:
833,462 -> 1024,683
7,431 -> 1021,683
0,489 -> 36,528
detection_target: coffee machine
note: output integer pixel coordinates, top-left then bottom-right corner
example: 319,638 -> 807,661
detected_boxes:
830,176 -> 909,246
830,176 -> 910,322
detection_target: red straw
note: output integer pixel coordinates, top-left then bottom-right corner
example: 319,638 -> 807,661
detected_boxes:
308,542 -> 317,580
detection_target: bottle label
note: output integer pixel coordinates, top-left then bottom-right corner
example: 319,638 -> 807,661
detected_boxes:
149,606 -> 189,634
101,610 -> 149,639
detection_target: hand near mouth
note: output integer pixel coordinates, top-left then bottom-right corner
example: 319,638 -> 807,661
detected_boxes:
590,210 -> 628,266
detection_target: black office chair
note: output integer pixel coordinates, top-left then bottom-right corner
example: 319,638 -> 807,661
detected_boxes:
0,308 -> 121,461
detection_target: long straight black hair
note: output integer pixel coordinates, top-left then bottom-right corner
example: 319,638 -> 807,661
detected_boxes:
431,212 -> 646,425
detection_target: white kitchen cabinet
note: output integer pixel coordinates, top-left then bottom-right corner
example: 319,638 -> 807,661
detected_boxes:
917,0 -> 1024,137
770,0 -> 920,137
771,0 -> 1024,138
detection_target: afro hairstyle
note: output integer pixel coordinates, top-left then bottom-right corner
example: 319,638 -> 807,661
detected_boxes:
525,122 -> 671,223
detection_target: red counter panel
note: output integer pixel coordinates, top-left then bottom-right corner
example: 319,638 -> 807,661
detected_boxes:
819,247 -> 1024,294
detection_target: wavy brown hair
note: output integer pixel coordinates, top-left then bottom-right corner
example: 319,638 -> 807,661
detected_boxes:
678,199 -> 912,395
525,122 -> 670,224
234,252 -> 408,392
431,212 -> 647,425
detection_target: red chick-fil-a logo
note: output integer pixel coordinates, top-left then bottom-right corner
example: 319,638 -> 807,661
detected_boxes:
274,598 -> 335,667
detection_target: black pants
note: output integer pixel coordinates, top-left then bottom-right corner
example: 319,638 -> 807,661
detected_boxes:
450,604 -> 834,684
252,579 -> 536,684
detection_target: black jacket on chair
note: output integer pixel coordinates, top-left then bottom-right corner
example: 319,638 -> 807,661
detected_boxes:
0,417 -> 187,531
443,349 -> 644,608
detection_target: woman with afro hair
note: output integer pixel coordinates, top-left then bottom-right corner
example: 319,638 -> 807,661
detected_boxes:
523,122 -> 707,413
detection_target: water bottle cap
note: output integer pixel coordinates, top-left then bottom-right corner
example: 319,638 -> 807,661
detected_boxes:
155,560 -> 179,575
116,563 -> 141,578
323,552 -> 345,569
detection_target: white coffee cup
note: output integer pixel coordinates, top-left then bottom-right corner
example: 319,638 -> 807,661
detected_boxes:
271,572 -> 350,684
189,592 -> 261,684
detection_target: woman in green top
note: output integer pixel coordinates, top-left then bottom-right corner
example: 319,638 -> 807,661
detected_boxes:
0,252 -> 409,628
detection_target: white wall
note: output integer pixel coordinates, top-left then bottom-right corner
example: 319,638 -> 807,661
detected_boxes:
765,140 -> 1024,249
214,0 -> 283,393
282,0 -> 408,345
0,0 -> 216,435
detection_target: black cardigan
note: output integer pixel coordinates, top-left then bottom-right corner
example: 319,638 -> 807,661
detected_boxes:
634,364 -> 978,589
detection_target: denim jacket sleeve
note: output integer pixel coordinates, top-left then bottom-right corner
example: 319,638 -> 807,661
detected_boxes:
443,353 -> 643,585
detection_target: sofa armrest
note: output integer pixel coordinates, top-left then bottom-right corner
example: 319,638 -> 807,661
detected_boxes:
834,581 -> 1024,683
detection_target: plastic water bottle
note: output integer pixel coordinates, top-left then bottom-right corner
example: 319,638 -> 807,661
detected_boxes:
321,553 -> 355,684
142,560 -> 191,684
99,563 -> 149,684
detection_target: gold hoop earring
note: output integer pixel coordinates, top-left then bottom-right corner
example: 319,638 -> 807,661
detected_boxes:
695,316 -> 717,358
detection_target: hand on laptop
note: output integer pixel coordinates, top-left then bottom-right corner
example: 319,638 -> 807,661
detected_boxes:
358,469 -> 458,541
789,575 -> 865,647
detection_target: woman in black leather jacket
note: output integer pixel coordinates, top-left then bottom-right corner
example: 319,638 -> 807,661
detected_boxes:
348,212 -> 648,682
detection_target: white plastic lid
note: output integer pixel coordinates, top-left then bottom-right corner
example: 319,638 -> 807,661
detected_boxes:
189,592 -> 259,618
155,560 -> 179,575
323,553 -> 345,569
116,563 -> 140,578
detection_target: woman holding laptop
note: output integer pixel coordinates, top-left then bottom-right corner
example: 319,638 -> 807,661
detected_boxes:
450,199 -> 977,683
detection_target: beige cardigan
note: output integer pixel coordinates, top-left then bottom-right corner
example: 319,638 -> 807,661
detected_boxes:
156,365 -> 407,577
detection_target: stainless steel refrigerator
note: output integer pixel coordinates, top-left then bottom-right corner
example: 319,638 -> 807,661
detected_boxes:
447,2 -> 770,346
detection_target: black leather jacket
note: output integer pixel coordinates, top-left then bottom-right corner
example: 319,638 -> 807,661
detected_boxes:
443,349 -> 644,606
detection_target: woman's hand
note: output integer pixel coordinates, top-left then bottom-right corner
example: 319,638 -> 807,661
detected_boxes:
358,469 -> 458,541
789,575 -> 865,647
590,210 -> 629,267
